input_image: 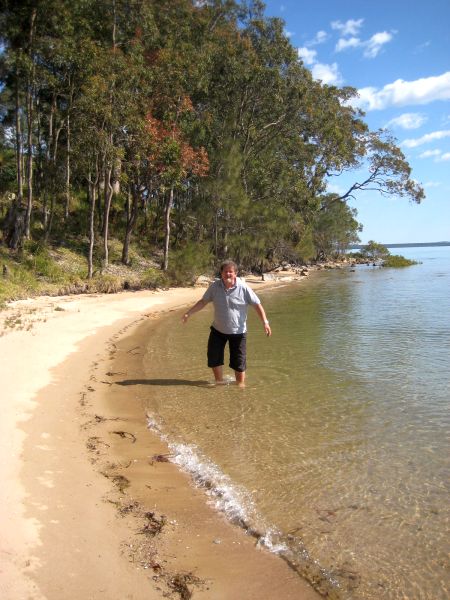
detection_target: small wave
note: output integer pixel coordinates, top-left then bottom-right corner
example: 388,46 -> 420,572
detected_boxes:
147,412 -> 257,526
146,412 -> 342,598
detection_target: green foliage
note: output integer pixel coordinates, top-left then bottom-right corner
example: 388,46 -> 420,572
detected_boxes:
362,240 -> 390,262
295,229 -> 316,263
382,254 -> 419,267
0,0 -> 425,296
140,267 -> 170,289
0,148 -> 16,192
0,240 -> 174,304
347,251 -> 365,260
166,242 -> 214,285
313,196 -> 361,258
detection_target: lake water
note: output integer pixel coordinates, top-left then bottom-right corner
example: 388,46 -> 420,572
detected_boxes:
141,246 -> 450,599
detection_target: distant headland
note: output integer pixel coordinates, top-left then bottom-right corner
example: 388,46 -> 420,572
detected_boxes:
349,241 -> 450,250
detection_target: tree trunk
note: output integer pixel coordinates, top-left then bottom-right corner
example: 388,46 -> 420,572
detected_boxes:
163,187 -> 174,271
88,180 -> 96,279
4,201 -> 26,250
122,184 -> 139,265
102,165 -> 113,268
5,78 -> 25,249
24,7 -> 37,239
45,99 -> 64,241
44,191 -> 55,242
64,111 -> 71,220
42,191 -> 48,231
14,80 -> 23,206
87,156 -> 100,279
24,82 -> 34,238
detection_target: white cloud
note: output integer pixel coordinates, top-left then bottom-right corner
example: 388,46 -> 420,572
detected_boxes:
312,62 -> 343,86
298,45 -> 343,85
334,28 -> 395,58
335,37 -> 361,52
355,71 -> 450,110
438,152 -> 450,161
315,30 -> 328,44
419,149 -> 442,158
364,31 -> 393,58
331,19 -> 364,36
298,47 -> 317,66
386,113 -> 427,130
403,130 -> 450,148
307,30 -> 328,46
423,181 -> 441,187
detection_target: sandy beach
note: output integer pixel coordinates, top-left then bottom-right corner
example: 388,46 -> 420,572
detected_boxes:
0,281 -> 320,599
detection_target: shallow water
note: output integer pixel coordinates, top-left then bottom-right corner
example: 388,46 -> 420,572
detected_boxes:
141,247 -> 450,599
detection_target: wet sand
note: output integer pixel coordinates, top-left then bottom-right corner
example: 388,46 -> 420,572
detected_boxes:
0,281 -> 320,599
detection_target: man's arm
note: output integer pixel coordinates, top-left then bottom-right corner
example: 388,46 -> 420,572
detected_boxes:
181,298 -> 207,323
253,303 -> 272,337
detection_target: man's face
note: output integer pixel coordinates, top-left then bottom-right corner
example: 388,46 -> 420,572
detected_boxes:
221,265 -> 237,287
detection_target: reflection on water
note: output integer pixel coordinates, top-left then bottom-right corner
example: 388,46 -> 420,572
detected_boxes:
140,248 -> 450,599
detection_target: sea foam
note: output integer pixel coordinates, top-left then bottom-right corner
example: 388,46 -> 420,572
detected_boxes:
146,411 -> 338,598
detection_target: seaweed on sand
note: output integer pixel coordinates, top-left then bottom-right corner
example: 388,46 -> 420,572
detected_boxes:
100,471 -> 130,493
138,511 -> 166,536
149,453 -> 172,465
166,572 -> 203,600
111,430 -> 137,443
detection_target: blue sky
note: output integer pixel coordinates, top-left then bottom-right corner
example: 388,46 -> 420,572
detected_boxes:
263,0 -> 450,244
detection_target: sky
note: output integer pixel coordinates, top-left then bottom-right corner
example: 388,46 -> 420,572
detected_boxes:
262,0 -> 450,244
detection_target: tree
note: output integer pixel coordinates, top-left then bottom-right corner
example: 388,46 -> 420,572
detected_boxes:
362,240 -> 390,262
0,0 -> 425,277
314,195 -> 362,258
146,107 -> 209,271
336,130 -> 425,204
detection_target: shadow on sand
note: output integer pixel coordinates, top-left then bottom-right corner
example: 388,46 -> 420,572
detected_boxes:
116,379 -> 211,388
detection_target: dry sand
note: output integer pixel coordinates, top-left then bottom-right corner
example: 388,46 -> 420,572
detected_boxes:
0,282 -> 320,600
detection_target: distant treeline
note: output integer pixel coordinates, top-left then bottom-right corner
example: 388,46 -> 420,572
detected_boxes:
0,0 -> 424,276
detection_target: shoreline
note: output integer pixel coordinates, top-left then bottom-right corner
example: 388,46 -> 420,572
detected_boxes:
1,278 -> 320,599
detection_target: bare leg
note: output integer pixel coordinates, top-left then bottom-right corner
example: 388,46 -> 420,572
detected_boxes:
212,366 -> 224,383
235,370 -> 246,387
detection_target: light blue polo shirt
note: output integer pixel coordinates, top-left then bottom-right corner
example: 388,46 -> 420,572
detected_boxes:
202,277 -> 261,335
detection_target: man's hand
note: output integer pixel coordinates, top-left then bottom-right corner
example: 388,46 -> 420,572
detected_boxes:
264,322 -> 272,337
181,299 -> 206,324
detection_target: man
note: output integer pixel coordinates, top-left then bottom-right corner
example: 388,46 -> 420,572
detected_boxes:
182,260 -> 271,386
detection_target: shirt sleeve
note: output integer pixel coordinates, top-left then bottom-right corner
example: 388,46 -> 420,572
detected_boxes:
244,284 -> 261,305
202,282 -> 215,303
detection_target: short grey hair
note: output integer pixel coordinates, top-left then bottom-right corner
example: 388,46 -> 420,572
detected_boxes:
220,260 -> 238,273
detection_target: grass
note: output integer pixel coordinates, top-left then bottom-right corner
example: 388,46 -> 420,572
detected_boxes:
0,234 -> 216,307
0,239 -> 180,307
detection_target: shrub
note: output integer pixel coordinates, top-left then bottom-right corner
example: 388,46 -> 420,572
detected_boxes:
140,267 -> 170,289
383,254 -> 419,267
166,242 -> 214,285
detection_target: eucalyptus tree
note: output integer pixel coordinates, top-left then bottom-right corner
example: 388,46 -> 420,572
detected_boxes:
313,195 -> 361,258
335,129 -> 425,204
0,0 -> 425,276
0,0 -> 38,245
0,0 -> 90,243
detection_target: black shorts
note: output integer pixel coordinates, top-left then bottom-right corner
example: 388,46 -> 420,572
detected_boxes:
207,326 -> 247,372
